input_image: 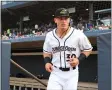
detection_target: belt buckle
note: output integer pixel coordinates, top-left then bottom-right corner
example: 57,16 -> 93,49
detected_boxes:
73,67 -> 76,70
59,67 -> 70,71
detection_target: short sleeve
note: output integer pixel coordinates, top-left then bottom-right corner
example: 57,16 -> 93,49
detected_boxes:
79,33 -> 93,51
43,34 -> 52,53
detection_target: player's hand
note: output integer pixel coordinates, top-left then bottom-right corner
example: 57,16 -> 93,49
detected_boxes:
69,57 -> 79,67
45,63 -> 53,73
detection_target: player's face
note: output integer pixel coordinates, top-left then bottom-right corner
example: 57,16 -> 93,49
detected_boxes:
54,16 -> 70,30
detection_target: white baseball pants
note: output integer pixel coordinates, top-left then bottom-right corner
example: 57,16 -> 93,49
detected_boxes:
47,66 -> 79,90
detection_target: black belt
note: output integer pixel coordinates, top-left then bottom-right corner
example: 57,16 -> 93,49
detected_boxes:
54,65 -> 76,71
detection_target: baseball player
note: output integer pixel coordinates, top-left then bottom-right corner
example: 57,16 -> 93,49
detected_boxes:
43,8 -> 92,90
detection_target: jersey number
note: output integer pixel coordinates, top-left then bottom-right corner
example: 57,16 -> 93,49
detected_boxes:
66,54 -> 76,61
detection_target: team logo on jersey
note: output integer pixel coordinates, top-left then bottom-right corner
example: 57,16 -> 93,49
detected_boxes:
52,46 -> 76,53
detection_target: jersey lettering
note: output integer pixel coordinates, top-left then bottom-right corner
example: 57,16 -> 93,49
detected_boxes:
52,46 -> 76,53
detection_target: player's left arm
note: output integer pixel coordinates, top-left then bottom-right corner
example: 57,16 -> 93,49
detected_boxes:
69,50 -> 92,67
81,50 -> 92,58
69,32 -> 92,67
78,32 -> 93,62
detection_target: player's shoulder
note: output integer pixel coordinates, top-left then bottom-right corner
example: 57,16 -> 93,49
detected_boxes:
45,28 -> 55,37
71,27 -> 84,35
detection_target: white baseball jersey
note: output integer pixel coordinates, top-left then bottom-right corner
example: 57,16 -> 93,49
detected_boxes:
43,27 -> 92,69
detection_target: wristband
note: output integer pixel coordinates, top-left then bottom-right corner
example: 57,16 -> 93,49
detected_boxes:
44,57 -> 51,64
78,53 -> 87,62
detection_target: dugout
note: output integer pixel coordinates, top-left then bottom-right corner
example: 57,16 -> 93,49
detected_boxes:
2,30 -> 111,83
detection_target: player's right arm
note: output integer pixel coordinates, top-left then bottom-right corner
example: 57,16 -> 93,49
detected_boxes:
43,33 -> 53,72
43,52 -> 53,72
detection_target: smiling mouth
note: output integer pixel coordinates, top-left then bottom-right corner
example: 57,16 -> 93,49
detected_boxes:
61,24 -> 66,26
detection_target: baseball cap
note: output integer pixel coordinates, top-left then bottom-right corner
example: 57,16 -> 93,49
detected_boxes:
55,8 -> 70,17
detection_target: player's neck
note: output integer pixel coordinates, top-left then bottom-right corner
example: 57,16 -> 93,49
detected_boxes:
57,26 -> 69,34
56,26 -> 70,38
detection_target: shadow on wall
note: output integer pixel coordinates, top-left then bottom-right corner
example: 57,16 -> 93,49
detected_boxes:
10,55 -> 50,79
10,54 -> 97,82
79,54 -> 97,82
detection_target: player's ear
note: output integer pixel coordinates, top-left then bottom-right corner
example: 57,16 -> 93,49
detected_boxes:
69,18 -> 71,22
69,18 -> 71,26
54,18 -> 57,24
